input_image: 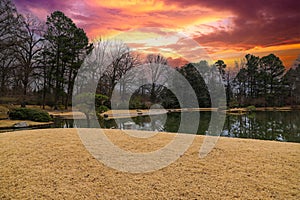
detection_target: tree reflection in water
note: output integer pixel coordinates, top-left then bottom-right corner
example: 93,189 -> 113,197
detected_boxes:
52,111 -> 300,142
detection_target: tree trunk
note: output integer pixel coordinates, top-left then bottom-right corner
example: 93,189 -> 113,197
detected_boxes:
21,82 -> 28,108
86,113 -> 90,128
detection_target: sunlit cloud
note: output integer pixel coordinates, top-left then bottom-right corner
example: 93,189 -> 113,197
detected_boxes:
13,0 -> 300,68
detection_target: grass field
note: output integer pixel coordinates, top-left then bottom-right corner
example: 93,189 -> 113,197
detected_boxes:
0,128 -> 299,199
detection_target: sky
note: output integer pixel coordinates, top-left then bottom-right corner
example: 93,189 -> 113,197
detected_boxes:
13,0 -> 300,68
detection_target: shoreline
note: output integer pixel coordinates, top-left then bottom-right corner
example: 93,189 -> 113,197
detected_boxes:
1,104 -> 299,120
57,106 -> 300,119
0,128 -> 299,199
0,120 -> 54,130
1,106 -> 299,130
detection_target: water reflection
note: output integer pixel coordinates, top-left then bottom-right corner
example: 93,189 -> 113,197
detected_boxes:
223,111 -> 300,142
52,111 -> 300,143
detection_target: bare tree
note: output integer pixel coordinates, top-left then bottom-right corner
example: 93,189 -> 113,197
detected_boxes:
144,54 -> 169,103
104,41 -> 131,99
15,14 -> 45,107
0,48 -> 17,95
0,0 -> 22,96
117,52 -> 140,101
90,40 -> 140,100
0,0 -> 21,51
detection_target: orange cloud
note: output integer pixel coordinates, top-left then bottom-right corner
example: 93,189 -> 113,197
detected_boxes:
13,0 -> 300,68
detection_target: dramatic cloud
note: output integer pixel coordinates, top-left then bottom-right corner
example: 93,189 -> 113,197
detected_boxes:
13,0 -> 300,67
190,0 -> 300,48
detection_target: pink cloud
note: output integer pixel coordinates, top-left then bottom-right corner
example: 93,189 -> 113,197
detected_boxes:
12,0 -> 300,67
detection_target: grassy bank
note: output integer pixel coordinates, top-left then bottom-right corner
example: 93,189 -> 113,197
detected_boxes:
0,120 -> 53,129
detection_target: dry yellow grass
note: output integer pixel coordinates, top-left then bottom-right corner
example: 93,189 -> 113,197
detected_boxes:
48,111 -> 86,119
101,108 -> 218,119
0,105 -> 9,119
25,105 -> 53,110
0,129 -> 299,199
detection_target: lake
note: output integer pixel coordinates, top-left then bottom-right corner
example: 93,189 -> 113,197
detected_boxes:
52,110 -> 300,143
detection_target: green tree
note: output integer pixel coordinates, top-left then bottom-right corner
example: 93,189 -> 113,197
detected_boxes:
64,27 -> 92,109
233,53 -> 287,107
259,54 -> 285,105
234,68 -> 247,106
283,63 -> 300,105
177,62 -> 211,107
215,60 -> 226,80
245,54 -> 260,99
214,60 -> 233,106
234,54 -> 260,106
44,11 -> 91,109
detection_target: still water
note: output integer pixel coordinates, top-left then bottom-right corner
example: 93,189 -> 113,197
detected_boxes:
53,111 -> 300,143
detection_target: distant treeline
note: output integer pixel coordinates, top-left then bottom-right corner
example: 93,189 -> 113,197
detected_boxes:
1,0 -> 299,109
177,56 -> 300,108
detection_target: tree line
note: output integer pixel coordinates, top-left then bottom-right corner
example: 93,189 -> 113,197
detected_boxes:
0,0 -> 93,109
176,55 -> 300,108
1,0 -> 299,110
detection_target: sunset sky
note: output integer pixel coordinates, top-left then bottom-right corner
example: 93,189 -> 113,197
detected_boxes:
13,0 -> 300,68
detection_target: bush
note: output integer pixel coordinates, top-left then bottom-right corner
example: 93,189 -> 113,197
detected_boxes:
97,105 -> 109,113
129,96 -> 147,109
228,99 -> 239,108
246,105 -> 256,112
9,108 -> 51,122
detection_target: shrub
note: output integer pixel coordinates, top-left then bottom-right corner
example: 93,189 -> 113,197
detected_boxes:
31,110 -> 52,122
246,105 -> 256,112
129,96 -> 147,109
8,108 -> 27,119
228,99 -> 239,108
9,108 -> 51,122
97,105 -> 109,113
57,104 -> 65,110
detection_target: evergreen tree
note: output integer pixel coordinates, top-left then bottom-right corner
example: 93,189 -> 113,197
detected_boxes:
177,62 -> 211,107
245,54 -> 260,99
44,11 -> 91,109
259,54 -> 285,105
283,63 -> 300,105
